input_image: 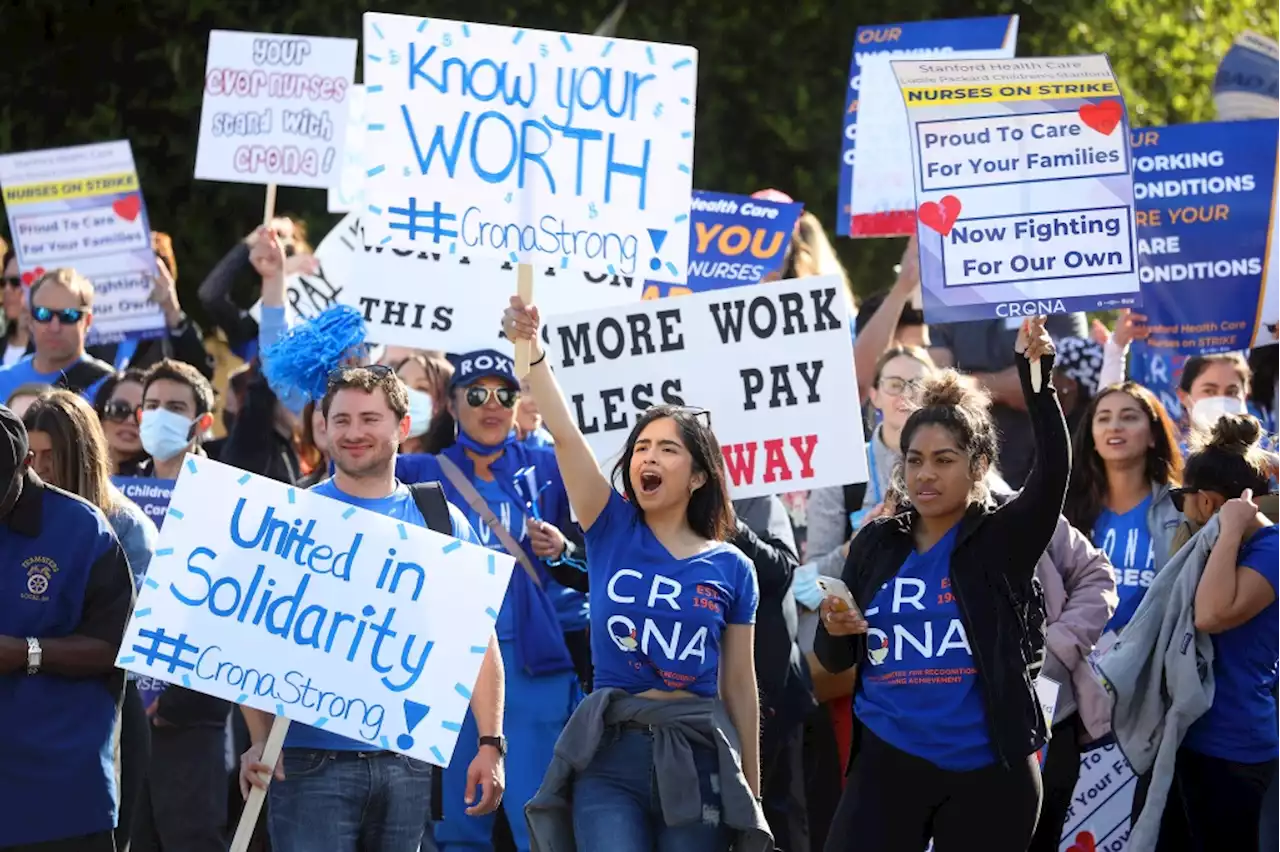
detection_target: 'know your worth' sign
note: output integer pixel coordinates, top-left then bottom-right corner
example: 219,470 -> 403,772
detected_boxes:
115,458 -> 514,767
547,275 -> 868,499
360,13 -> 697,282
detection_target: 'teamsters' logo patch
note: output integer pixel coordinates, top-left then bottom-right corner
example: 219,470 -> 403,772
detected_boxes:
21,555 -> 58,602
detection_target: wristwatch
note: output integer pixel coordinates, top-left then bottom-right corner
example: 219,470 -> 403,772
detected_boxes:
25,637 -> 41,675
478,735 -> 507,758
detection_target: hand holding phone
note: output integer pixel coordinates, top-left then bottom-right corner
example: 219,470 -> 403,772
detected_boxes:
816,577 -> 868,636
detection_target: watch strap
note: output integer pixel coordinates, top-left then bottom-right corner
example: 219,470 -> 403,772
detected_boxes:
478,735 -> 506,757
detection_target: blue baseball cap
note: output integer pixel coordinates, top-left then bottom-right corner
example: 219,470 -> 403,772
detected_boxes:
448,349 -> 518,391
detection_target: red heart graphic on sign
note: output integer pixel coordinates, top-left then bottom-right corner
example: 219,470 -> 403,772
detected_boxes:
19,266 -> 45,286
112,194 -> 141,222
917,195 -> 962,236
1066,831 -> 1097,852
1078,101 -> 1123,135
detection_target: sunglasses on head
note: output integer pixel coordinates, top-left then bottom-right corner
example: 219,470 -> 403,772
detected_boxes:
675,405 -> 712,428
464,386 -> 519,409
326,364 -> 394,387
31,305 -> 89,324
100,400 -> 139,423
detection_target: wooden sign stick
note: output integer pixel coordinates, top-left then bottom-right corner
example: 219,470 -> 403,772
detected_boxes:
263,183 -> 278,227
228,714 -> 291,852
514,262 -> 535,377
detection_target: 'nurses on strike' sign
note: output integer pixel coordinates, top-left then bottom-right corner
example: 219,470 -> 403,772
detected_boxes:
892,55 -> 1141,324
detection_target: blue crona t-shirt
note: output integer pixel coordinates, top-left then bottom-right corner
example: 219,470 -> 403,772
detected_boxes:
586,490 -> 758,697
1093,495 -> 1155,631
855,524 -> 996,771
1182,524 -> 1280,762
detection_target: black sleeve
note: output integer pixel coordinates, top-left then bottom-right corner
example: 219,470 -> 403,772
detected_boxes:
544,538 -> 590,593
196,243 -> 258,349
164,319 -> 215,379
813,524 -> 877,675
731,517 -> 798,598
992,353 -> 1071,579
78,536 -> 135,647
155,684 -> 231,728
219,371 -> 291,482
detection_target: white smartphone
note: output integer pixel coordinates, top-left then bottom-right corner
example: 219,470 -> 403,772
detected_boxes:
815,576 -> 857,612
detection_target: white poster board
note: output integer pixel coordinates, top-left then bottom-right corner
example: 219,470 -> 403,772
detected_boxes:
328,84 -> 368,213
361,13 -> 696,282
115,458 -> 513,767
545,275 -> 867,498
195,31 -> 358,189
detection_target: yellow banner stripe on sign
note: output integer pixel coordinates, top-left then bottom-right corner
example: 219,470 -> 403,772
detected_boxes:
902,79 -> 1120,107
2,171 -> 139,205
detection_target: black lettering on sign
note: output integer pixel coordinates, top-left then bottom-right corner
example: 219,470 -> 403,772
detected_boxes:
572,379 -> 685,435
357,297 -> 452,332
708,287 -> 842,344
739,360 -> 826,411
555,309 -> 686,368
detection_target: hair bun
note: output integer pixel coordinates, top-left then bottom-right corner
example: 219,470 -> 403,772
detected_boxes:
1208,413 -> 1263,453
918,370 -> 991,411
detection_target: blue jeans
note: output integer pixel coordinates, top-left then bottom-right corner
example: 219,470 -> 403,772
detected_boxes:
572,728 -> 732,852
268,749 -> 436,852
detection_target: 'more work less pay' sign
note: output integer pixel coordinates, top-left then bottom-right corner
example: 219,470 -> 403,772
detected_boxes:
546,275 -> 868,500
115,458 -> 514,767
894,56 -> 1141,323
360,13 -> 697,283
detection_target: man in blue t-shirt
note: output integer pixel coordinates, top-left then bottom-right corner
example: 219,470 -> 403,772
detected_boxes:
0,268 -> 114,403
0,403 -> 136,849
238,366 -> 505,852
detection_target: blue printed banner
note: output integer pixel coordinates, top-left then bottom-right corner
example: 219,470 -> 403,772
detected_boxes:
113,477 -> 175,532
1132,120 -> 1278,354
837,16 -> 1017,238
643,190 -> 803,299
0,141 -> 165,343
360,13 -> 697,283
894,56 -> 1141,323
1213,31 -> 1279,122
115,457 -> 514,767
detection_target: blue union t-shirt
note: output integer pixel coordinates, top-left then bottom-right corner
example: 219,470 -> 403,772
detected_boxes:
1093,495 -> 1155,631
855,524 -> 996,771
1182,524 -> 1279,762
586,491 -> 758,697
285,479 -> 479,752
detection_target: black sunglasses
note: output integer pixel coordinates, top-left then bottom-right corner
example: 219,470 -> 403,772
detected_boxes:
2,276 -> 21,290
1168,487 -> 1201,513
100,400 -> 139,423
31,305 -> 89,324
326,364 -> 394,387
465,386 -> 519,409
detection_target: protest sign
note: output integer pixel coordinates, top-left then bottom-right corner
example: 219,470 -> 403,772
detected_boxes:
1130,120 -> 1277,354
195,31 -> 357,190
1058,740 -> 1135,852
545,275 -> 867,499
113,476 -> 175,532
360,12 -> 696,284
328,84 -> 368,213
1214,31 -> 1280,122
115,457 -> 514,767
1257,164 -> 1280,348
893,56 -> 1141,323
1129,342 -> 1188,422
843,17 -> 1018,238
644,190 -> 803,299
0,141 -> 164,343
327,213 -> 642,351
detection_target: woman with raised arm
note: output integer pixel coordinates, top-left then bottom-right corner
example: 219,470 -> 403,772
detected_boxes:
814,317 -> 1069,852
511,298 -> 772,852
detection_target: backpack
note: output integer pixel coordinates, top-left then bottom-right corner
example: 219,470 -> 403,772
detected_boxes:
406,481 -> 453,535
54,354 -> 114,395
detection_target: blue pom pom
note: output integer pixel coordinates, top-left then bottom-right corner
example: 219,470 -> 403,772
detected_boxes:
262,305 -> 368,402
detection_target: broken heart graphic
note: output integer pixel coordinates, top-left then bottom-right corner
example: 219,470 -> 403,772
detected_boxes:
112,194 -> 142,222
20,267 -> 46,286
917,195 -> 962,237
1066,831 -> 1097,852
1078,101 -> 1123,135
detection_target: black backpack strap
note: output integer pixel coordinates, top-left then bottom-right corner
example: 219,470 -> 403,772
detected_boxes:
407,481 -> 453,535
55,355 -> 115,395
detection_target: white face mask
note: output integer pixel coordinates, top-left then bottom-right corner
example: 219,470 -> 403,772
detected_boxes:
140,408 -> 195,462
405,387 -> 433,439
1191,396 -> 1247,431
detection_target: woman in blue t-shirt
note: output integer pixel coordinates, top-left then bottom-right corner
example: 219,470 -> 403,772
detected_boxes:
815,317 -> 1068,852
504,299 -> 767,852
1163,414 -> 1278,850
1064,382 -> 1184,633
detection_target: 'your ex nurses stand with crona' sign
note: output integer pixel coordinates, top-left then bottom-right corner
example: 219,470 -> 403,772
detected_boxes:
893,56 -> 1141,323
546,275 -> 868,500
360,13 -> 697,283
115,458 -> 514,768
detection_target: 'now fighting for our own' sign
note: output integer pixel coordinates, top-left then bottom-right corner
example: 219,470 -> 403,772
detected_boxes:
115,457 -> 514,768
359,12 -> 697,282
546,275 -> 868,500
893,55 -> 1141,323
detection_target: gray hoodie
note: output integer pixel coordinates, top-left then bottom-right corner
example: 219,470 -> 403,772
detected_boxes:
1094,516 -> 1220,852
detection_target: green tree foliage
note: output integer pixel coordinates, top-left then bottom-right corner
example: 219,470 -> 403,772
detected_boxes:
1,0 -> 1274,320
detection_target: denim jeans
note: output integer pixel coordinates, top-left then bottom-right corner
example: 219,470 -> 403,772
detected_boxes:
268,749 -> 436,852
572,728 -> 732,852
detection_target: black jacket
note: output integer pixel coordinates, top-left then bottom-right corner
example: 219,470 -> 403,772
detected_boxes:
815,353 -> 1068,769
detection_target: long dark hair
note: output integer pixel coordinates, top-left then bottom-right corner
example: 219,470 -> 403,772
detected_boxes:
611,404 -> 736,541
1064,383 -> 1183,533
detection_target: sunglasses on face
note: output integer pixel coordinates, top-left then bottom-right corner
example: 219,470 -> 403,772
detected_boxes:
2,276 -> 21,290
465,386 -> 519,409
31,305 -> 89,325
100,400 -> 139,423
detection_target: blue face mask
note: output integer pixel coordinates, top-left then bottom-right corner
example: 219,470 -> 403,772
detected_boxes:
140,408 -> 194,462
